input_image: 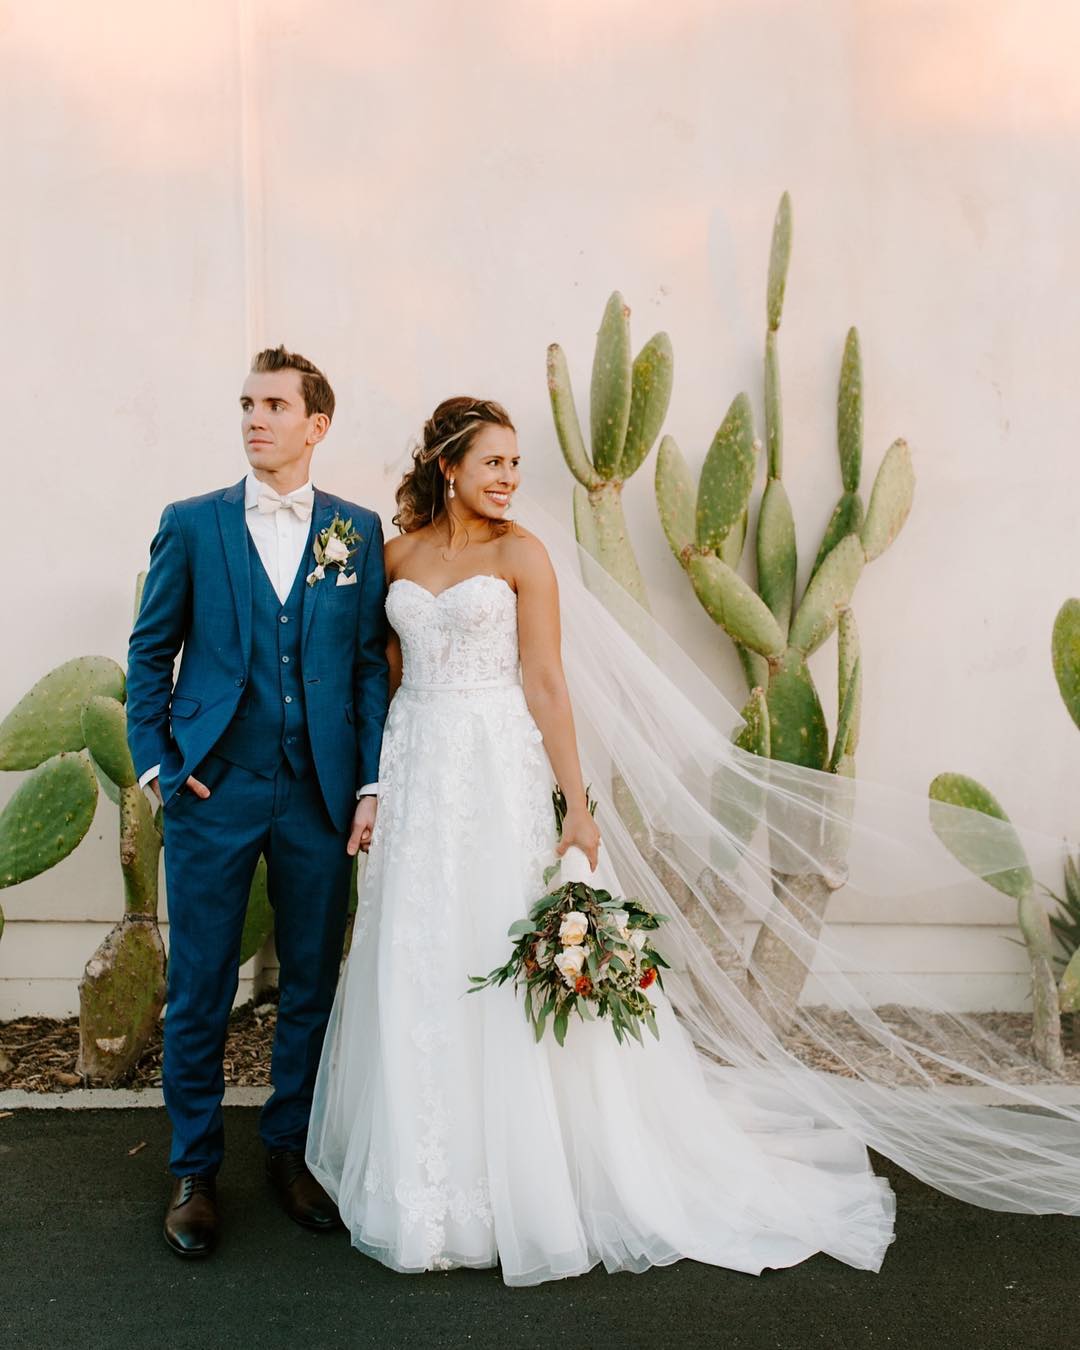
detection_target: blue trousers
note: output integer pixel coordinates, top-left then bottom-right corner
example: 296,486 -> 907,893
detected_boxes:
161,752 -> 353,1176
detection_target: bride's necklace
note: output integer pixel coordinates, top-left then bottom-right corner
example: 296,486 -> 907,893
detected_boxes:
437,514 -> 495,563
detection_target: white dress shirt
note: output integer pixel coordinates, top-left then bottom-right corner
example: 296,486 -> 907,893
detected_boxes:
139,472 -> 379,799
244,471 -> 314,603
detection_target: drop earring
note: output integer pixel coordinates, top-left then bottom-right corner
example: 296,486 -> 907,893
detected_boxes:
448,479 -> 456,499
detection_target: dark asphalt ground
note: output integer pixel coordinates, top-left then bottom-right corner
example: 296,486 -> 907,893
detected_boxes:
1,1107 -> 1074,1350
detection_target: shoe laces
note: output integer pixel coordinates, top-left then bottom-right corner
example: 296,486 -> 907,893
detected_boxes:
177,1174 -> 215,1205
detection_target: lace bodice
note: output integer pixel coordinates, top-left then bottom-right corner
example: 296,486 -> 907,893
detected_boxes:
386,575 -> 521,689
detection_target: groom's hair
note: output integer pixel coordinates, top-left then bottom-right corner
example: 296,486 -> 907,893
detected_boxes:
251,346 -> 336,422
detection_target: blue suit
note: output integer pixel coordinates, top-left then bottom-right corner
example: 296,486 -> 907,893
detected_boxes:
127,480 -> 389,1175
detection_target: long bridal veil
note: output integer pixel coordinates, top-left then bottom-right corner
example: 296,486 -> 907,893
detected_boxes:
515,495 -> 1080,1216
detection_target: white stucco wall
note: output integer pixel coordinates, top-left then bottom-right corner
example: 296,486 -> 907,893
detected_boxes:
2,0 -> 1078,1016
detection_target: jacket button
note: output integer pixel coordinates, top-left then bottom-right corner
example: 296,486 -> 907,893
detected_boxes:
281,655 -> 290,664
279,615 -> 289,624
235,677 -> 245,687
284,696 -> 293,705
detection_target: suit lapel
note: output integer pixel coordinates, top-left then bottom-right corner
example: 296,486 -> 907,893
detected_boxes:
215,479 -> 252,668
302,490 -> 337,653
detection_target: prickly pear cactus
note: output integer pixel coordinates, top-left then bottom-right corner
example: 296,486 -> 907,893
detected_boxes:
651,192 -> 913,1030
548,292 -> 673,609
76,695 -> 169,1083
654,195 -> 914,779
929,773 -> 1063,1072
924,599 -> 1080,1070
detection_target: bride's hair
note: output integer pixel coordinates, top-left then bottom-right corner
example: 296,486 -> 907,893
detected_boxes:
393,396 -> 515,534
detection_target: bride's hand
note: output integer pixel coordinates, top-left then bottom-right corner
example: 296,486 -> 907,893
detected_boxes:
556,806 -> 600,872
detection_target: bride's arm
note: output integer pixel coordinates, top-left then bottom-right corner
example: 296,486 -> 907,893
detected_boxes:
513,533 -> 601,870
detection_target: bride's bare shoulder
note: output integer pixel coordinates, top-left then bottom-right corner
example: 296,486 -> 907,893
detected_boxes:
501,525 -> 555,588
384,529 -> 422,580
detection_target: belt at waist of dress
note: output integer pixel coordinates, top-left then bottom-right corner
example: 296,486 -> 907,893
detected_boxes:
398,676 -> 524,693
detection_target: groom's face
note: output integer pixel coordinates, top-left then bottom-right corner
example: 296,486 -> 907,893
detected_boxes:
239,369 -> 326,475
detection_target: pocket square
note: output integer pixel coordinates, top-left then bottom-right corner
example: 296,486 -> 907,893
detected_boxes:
336,571 -> 358,587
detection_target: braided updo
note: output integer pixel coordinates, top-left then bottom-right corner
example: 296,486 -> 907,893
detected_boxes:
393,396 -> 516,534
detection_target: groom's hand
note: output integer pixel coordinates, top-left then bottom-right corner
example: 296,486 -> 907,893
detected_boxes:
144,775 -> 210,802
347,795 -> 377,856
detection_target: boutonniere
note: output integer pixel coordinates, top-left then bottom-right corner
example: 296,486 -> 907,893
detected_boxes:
307,513 -> 361,586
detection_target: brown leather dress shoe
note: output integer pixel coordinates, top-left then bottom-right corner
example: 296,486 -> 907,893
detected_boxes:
164,1174 -> 218,1257
266,1150 -> 341,1231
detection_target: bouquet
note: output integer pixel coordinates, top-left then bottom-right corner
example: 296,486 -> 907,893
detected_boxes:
468,789 -> 669,1047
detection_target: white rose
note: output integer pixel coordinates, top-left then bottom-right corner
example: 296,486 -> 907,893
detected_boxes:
306,564 -> 326,585
559,911 -> 589,946
554,946 -> 587,987
323,535 -> 350,564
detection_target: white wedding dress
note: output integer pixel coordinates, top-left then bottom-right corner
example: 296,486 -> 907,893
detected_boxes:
306,573 -> 896,1285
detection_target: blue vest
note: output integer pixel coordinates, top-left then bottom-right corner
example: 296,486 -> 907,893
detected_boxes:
212,531 -> 314,779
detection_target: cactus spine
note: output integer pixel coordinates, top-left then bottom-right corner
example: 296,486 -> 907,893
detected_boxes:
653,193 -> 914,1029
548,292 -> 673,609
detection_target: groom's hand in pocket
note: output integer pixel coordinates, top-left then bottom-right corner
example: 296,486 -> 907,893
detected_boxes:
143,774 -> 209,802
347,796 -> 378,856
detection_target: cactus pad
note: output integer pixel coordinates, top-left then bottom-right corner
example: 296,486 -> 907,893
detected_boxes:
0,656 -> 126,770
118,784 -> 161,915
547,344 -> 598,489
766,192 -> 792,332
756,478 -> 797,637
240,855 -> 274,965
655,435 -> 696,562
589,292 -> 632,478
696,393 -> 758,552
861,439 -> 914,562
734,687 -> 771,759
81,696 -> 137,789
788,535 -> 864,656
619,332 -> 673,479
687,554 -> 786,659
765,330 -> 783,478
77,917 -> 166,1083
928,773 -> 1033,901
1051,598 -> 1080,732
765,652 -> 828,769
837,327 -> 863,494
0,752 -> 99,888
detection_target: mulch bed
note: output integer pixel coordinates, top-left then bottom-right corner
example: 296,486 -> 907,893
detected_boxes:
4,994 -> 1080,1093
0,992 -> 278,1093
783,1004 -> 1080,1086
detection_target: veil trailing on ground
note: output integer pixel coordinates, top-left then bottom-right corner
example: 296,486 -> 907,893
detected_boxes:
514,495 -> 1080,1216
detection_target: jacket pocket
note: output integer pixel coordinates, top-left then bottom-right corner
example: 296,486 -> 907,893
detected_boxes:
170,696 -> 201,718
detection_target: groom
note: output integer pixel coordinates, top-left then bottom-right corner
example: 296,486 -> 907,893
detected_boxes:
126,346 -> 388,1257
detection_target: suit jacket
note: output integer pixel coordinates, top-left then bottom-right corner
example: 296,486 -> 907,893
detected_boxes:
126,479 -> 389,832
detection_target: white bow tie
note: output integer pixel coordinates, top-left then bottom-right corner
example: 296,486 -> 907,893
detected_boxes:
256,488 -> 313,522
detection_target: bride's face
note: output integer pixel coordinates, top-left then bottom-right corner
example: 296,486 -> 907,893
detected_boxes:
447,424 -> 521,521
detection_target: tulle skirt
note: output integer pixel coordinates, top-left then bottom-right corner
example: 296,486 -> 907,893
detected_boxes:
306,682 -> 895,1285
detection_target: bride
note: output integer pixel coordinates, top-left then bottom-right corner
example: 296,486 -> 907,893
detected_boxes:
307,396 -> 1080,1285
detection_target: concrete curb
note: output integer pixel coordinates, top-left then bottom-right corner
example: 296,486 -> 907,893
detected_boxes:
0,1085 -> 271,1110
3,1083 -> 1079,1111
